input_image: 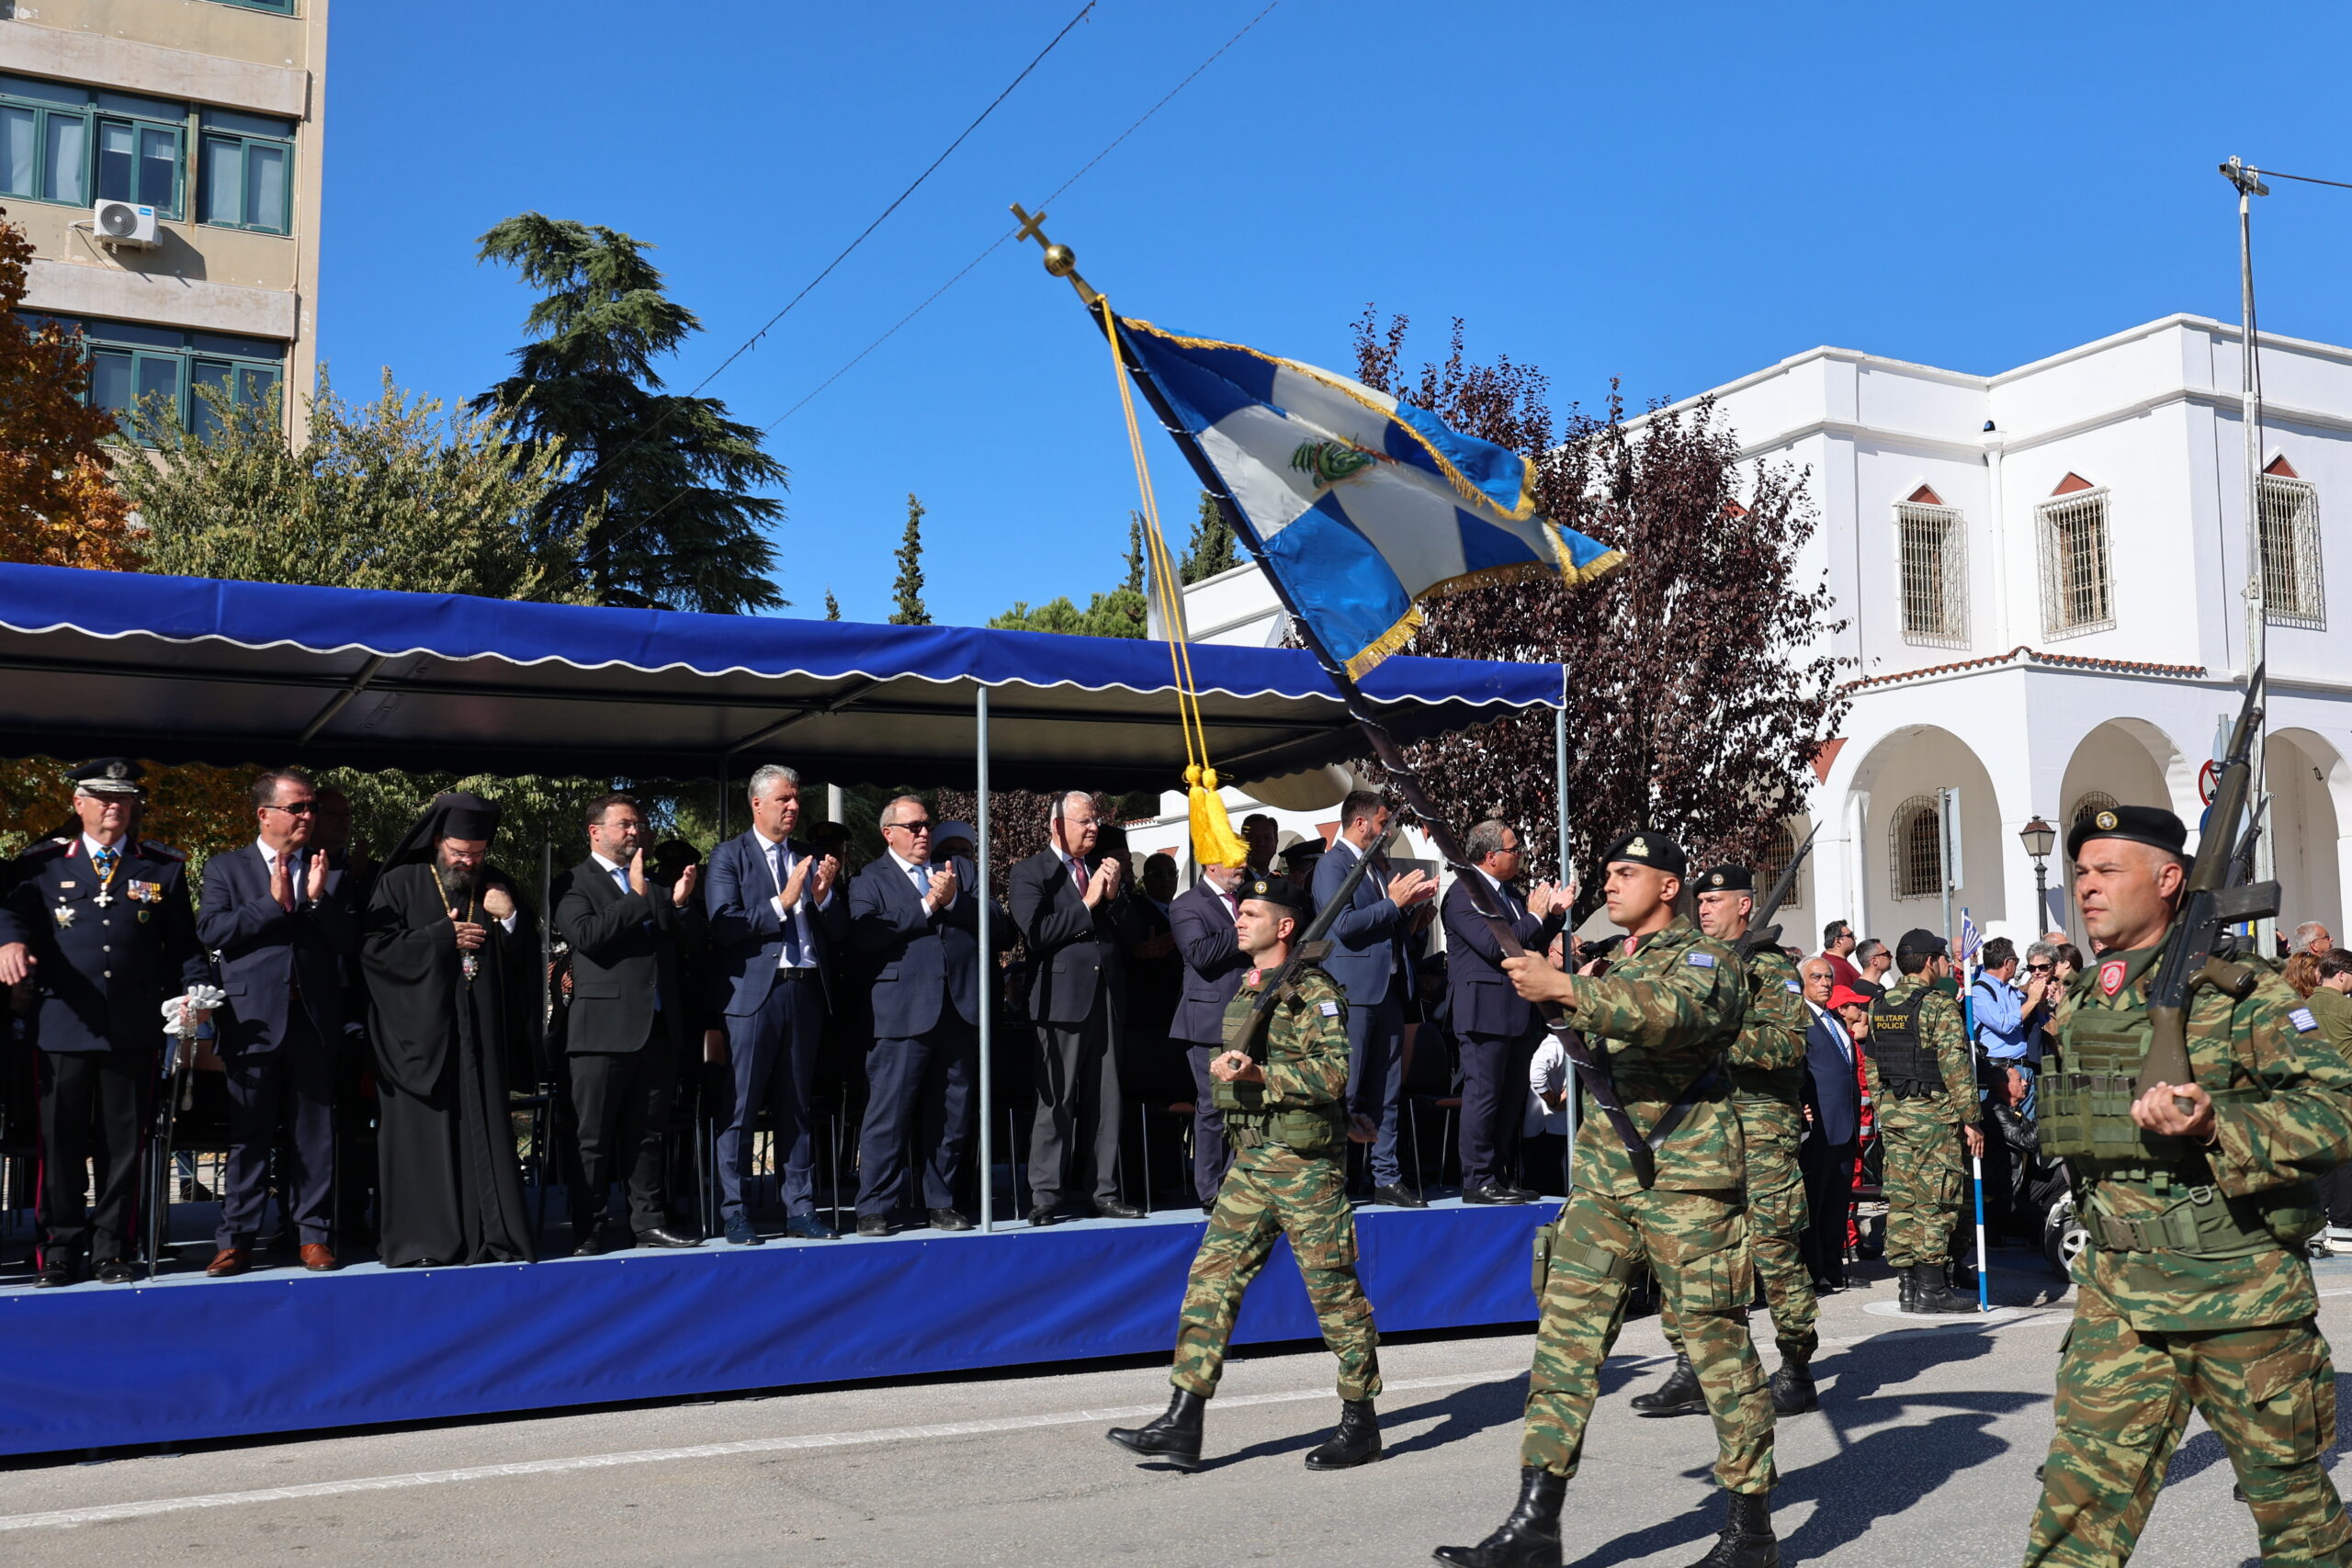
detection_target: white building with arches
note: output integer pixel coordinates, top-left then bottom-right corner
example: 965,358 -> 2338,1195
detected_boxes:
1166,313 -> 2352,950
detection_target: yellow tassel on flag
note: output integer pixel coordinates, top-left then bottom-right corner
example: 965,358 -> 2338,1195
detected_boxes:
1186,764 -> 1250,869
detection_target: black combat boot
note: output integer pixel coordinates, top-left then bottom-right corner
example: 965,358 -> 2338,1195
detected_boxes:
1631,1353 -> 1706,1417
1768,1351 -> 1816,1416
1684,1488 -> 1778,1568
1908,1262 -> 1974,1314
1106,1388 -> 1206,1471
1432,1465 -> 1567,1567
1304,1398 -> 1383,1470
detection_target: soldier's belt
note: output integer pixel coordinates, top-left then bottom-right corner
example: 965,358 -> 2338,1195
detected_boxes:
1883,1077 -> 1946,1098
2082,1183 -> 2278,1259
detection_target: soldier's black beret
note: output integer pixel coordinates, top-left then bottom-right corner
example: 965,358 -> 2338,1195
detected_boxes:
1895,927 -> 1949,958
1600,828 -> 1687,878
1238,874 -> 1310,916
1697,864 -> 1753,893
67,758 -> 144,796
2065,803 -> 2188,863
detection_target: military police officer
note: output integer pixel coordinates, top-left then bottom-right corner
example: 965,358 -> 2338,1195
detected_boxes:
1106,874 -> 1385,1472
1437,830 -> 1777,1568
1634,864 -> 1821,1421
1864,928 -> 1980,1314
2023,806 -> 2352,1566
0,760 -> 212,1285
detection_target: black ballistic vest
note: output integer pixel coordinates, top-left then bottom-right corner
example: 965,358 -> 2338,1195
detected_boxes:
1865,987 -> 1943,1098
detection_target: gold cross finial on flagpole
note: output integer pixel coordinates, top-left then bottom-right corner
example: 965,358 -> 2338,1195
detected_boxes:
1009,202 -> 1100,305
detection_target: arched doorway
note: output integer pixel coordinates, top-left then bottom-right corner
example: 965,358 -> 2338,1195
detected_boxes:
1837,726 -> 2008,945
2053,719 -> 2186,942
2267,728 -> 2348,942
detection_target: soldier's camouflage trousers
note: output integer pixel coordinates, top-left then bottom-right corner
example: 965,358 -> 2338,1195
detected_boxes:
1523,1185 -> 1774,1494
1664,1173 -> 1817,1360
1880,1116 -> 1964,1268
1172,1143 -> 1381,1401
2026,1283 -> 2351,1567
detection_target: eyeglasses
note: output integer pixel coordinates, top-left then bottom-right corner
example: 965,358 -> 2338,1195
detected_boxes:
2027,963 -> 2053,974
886,819 -> 933,834
265,799 -> 316,816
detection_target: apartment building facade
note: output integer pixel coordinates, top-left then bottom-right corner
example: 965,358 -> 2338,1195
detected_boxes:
3,0 -> 326,435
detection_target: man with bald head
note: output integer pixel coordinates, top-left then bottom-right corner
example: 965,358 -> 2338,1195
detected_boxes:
2023,804 -> 2352,1567
1010,791 -> 1142,1224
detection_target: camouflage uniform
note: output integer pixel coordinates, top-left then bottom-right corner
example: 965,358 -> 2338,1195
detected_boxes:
1522,917 -> 1774,1494
2024,942 -> 2352,1568
1662,943 -> 1815,1363
1863,974 -> 1973,1269
1171,964 -> 1381,1401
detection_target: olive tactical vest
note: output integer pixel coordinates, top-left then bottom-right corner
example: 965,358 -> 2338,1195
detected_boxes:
2042,951 -> 2320,1258
1213,975 -> 1347,1156
1864,987 -> 1943,1097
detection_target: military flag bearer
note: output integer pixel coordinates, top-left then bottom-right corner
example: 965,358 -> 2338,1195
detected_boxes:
1435,830 -> 1777,1568
1631,864 -> 1820,1419
2024,806 -> 2352,1567
1106,874 -> 1385,1472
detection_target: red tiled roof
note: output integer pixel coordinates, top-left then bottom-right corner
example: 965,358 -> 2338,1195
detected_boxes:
1841,645 -> 2207,693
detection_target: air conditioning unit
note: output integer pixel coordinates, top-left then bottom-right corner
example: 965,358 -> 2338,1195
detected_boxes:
93,199 -> 159,248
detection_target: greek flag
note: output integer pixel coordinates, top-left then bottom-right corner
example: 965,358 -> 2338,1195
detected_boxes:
1959,908 -> 1983,968
1118,318 -> 1623,676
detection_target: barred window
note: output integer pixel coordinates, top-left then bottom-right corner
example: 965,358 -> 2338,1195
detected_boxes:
2260,472 -> 2324,630
1897,501 -> 1968,648
2038,487 -> 2115,638
1890,795 -> 1943,900
1753,823 -> 1801,909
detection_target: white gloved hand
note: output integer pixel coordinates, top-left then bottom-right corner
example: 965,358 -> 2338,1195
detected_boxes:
161,984 -> 227,1038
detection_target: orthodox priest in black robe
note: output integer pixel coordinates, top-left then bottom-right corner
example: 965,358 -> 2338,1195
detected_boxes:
361,792 -> 538,1266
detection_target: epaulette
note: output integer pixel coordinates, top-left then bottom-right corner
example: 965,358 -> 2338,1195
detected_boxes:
20,838 -> 71,862
140,840 -> 187,863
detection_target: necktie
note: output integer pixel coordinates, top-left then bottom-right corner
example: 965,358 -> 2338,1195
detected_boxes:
1069,856 -> 1088,893
280,852 -> 300,911
910,863 -> 930,899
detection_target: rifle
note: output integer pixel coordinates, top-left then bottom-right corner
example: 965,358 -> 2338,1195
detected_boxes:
2136,664 -> 2279,1105
1225,849 -> 1376,1066
1736,822 -> 1823,961
149,983 -> 224,1279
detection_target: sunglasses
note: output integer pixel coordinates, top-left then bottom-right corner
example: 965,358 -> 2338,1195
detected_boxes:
2026,963 -> 2053,973
265,799 -> 316,815
886,819 -> 933,834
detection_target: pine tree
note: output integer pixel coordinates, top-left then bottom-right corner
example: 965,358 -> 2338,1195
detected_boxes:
1124,513 -> 1146,593
890,492 -> 930,626
472,213 -> 786,614
824,587 -> 842,621
1180,491 -> 1239,582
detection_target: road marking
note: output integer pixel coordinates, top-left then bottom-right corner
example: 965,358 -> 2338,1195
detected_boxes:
0,1368 -> 1530,1533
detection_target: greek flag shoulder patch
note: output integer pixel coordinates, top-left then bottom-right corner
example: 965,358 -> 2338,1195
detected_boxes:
1686,953 -> 1717,969
2291,1007 -> 2318,1034
1785,979 -> 1802,994
1318,1000 -> 1341,1018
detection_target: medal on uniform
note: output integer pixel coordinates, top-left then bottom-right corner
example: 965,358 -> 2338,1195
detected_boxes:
2098,959 -> 2127,997
52,903 -> 74,928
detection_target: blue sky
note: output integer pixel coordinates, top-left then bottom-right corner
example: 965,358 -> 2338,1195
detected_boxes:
322,2 -> 2352,626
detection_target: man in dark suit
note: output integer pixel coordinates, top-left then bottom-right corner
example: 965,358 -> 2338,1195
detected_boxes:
554,793 -> 705,1255
195,767 -> 358,1276
1442,818 -> 1567,1205
1168,859 -> 1252,1208
1010,789 -> 1143,1224
848,796 -> 1002,1235
0,759 -> 212,1286
1120,852 -> 1186,1105
1311,789 -> 1436,1206
704,763 -> 846,1244
1798,957 -> 1863,1292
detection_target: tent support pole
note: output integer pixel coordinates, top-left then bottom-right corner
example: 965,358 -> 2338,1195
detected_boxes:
976,686 -> 993,1235
1555,700 -> 1576,1185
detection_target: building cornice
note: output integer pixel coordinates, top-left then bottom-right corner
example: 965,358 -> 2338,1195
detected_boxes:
1843,645 -> 2209,694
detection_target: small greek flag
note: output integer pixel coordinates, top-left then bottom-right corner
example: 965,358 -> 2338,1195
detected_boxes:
1959,909 -> 1983,968
1117,318 -> 1623,675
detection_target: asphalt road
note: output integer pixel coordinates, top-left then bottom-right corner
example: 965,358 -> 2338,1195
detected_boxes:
5,1256 -> 2347,1567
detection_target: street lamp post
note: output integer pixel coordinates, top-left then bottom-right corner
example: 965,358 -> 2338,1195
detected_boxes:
2020,815 -> 2056,935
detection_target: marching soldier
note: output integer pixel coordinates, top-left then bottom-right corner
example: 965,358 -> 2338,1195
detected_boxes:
1437,830 -> 1778,1568
0,760 -> 212,1285
1106,874 -> 1385,1472
1632,864 -> 1820,1420
2023,806 -> 2352,1566
1865,929 -> 1979,1314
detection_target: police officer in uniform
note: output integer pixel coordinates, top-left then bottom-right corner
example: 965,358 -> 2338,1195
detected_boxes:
1865,929 -> 1979,1314
1106,874 -> 1385,1472
1633,863 -> 1822,1421
0,760 -> 211,1285
2023,806 -> 2352,1566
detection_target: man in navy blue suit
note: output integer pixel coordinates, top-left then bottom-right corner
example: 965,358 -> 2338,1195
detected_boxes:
0,758 -> 212,1286
1311,789 -> 1437,1206
196,767 -> 359,1276
1168,858 -> 1253,1208
704,763 -> 847,1244
848,795 -> 1002,1235
1798,956 -> 1862,1292
1442,818 -> 1568,1205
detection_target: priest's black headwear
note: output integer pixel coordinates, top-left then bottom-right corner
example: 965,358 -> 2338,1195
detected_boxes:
382,790 -> 504,870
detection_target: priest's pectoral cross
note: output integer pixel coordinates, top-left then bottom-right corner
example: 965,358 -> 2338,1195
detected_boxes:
452,908 -> 480,983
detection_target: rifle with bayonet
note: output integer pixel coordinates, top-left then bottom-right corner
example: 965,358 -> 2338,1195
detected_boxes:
1736,822 -> 1822,961
2136,663 -> 2279,1107
1225,849 -> 1376,1067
